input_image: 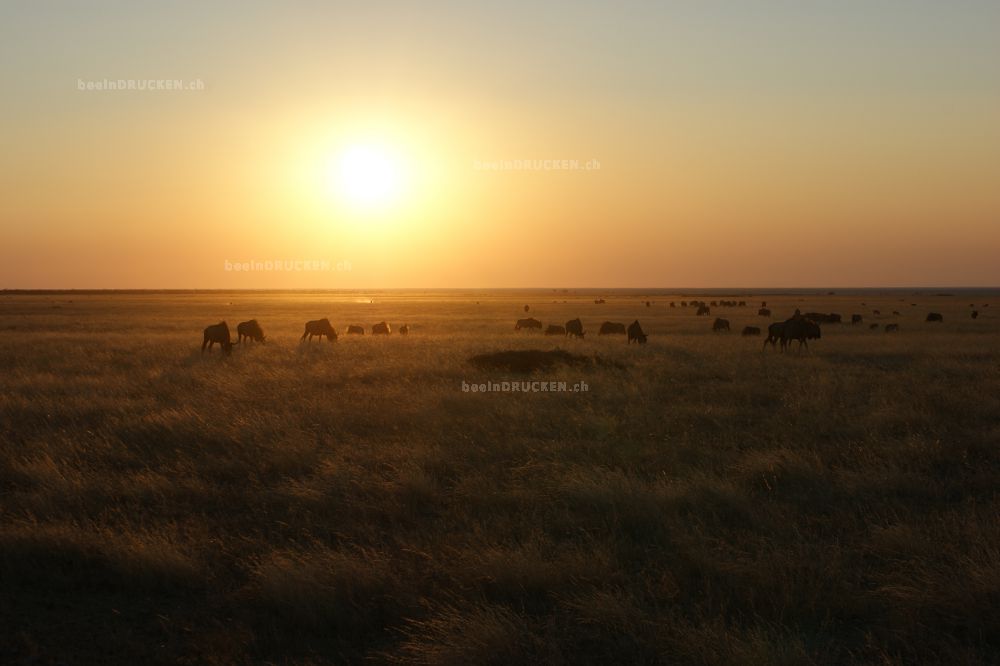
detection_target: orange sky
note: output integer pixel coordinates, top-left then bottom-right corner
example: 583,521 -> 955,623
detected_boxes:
2,2 -> 999,288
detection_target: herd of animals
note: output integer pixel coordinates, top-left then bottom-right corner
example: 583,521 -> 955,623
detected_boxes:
513,298 -> 986,352
201,319 -> 408,354
201,299 -> 988,355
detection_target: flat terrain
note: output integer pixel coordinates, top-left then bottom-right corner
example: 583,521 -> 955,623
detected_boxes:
1,290 -> 998,664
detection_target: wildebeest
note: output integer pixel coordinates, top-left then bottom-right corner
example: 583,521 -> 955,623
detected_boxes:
669,302 -> 676,308
645,301 -> 651,307
926,313 -> 943,322
347,325 -> 364,335
301,318 -> 337,342
873,310 -> 881,315
761,301 -> 767,308
738,301 -> 747,307
805,312 -> 842,324
892,311 -> 900,316
236,319 -> 265,344
972,311 -> 979,319
710,301 -> 718,307
758,308 -> 771,317
851,314 -> 863,324
627,320 -> 647,344
599,321 -> 626,335
782,317 -> 821,351
680,301 -> 688,307
524,304 -> 530,312
712,318 -> 730,332
372,321 -> 391,335
565,318 -> 585,339
399,324 -> 409,335
515,317 -> 543,330
741,326 -> 760,336
764,316 -> 820,351
545,324 -> 566,336
885,324 -> 899,333
869,323 -> 879,330
202,321 -> 235,355
696,305 -> 711,316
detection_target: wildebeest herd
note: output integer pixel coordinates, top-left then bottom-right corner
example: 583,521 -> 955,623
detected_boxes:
510,299 -> 973,354
519,317 -> 648,344
202,319 -> 409,355
202,300 -> 974,357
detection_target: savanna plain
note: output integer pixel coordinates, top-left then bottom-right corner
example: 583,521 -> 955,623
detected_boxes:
1,290 -> 998,665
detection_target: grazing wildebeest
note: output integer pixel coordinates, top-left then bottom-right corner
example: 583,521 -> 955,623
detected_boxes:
236,319 -> 265,344
681,301 -> 688,307
885,324 -> 899,333
627,320 -> 647,344
851,314 -> 863,325
524,304 -> 530,312
399,324 -> 409,335
742,326 -> 761,336
758,308 -> 771,317
565,318 -> 585,339
670,302 -> 676,308
202,321 -> 235,354
761,301 -> 767,308
873,310 -> 881,315
782,317 -> 821,351
696,305 -> 711,316
301,318 -> 337,342
712,318 -> 730,332
926,313 -> 943,322
972,311 -> 979,319
545,324 -> 566,336
710,301 -> 718,307
347,325 -> 365,335
738,301 -> 747,307
372,321 -> 391,335
892,311 -> 900,316
515,317 -> 543,330
598,321 -> 626,335
645,300 -> 651,307
869,323 -> 879,330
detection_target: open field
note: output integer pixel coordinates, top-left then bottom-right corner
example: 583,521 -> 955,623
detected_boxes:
1,289 -> 999,664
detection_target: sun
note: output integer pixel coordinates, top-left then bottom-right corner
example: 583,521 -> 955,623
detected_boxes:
330,144 -> 403,210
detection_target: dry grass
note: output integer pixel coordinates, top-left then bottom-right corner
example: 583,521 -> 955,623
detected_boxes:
1,289 -> 998,664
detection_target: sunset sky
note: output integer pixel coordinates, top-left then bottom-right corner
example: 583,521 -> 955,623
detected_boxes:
2,1 -> 998,288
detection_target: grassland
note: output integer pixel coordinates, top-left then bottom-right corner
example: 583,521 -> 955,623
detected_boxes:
1,290 -> 998,664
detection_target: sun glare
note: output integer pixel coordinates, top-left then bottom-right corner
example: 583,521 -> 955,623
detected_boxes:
330,144 -> 403,210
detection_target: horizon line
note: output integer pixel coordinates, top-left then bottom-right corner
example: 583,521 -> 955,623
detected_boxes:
4,286 -> 1000,294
